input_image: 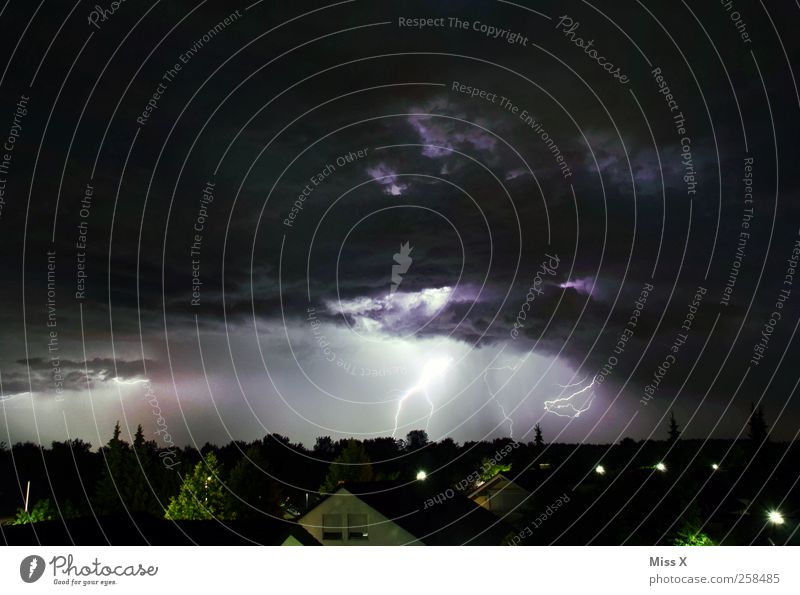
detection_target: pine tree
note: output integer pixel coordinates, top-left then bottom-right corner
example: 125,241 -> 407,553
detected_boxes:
93,421 -> 129,515
127,425 -> 161,515
534,424 -> 544,448
165,452 -> 230,520
748,403 -> 768,444
668,411 -> 681,444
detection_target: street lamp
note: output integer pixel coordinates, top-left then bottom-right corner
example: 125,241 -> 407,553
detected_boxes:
768,510 -> 785,525
595,465 -> 606,475
711,463 -> 719,471
655,462 -> 667,472
416,470 -> 427,481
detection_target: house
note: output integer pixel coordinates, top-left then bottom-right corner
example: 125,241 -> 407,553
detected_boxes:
468,473 -> 533,522
298,481 -> 510,545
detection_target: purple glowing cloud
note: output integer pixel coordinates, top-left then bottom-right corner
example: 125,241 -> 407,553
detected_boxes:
366,162 -> 407,196
560,276 -> 596,296
407,105 -> 497,158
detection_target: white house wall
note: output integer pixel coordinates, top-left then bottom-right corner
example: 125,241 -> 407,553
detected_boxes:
298,489 -> 424,546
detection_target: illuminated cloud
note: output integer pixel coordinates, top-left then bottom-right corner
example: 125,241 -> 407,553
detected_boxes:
5,357 -> 155,394
504,167 -> 530,181
326,287 -> 457,334
560,276 -> 596,297
366,162 -> 407,196
407,101 -> 497,158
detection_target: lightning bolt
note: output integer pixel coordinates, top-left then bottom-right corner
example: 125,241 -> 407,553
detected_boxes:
544,376 -> 596,418
113,377 -> 149,385
557,376 -> 590,389
392,386 -> 433,437
0,391 -> 31,403
392,357 -> 451,437
482,363 -> 519,438
29,558 -> 38,578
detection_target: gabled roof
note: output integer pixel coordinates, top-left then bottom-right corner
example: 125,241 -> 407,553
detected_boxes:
310,480 -> 510,545
467,473 -> 532,499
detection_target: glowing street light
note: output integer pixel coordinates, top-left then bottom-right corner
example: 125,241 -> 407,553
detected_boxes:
595,465 -> 606,475
655,462 -> 667,472
767,510 -> 785,525
711,463 -> 719,471
416,470 -> 427,481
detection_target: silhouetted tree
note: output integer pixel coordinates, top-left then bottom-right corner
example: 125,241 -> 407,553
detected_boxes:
320,440 -> 374,493
165,452 -> 230,520
227,445 -> 281,519
363,437 -> 401,460
668,411 -> 681,444
313,436 -> 335,458
534,424 -> 544,448
127,425 -> 162,515
93,421 -> 129,515
748,403 -> 769,444
405,430 -> 429,451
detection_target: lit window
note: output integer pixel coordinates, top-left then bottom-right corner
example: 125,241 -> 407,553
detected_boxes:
322,514 -> 343,540
348,513 -> 369,540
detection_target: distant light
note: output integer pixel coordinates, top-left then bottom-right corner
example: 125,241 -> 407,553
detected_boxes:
711,463 -> 719,471
768,510 -> 785,525
416,470 -> 427,481
655,462 -> 667,472
595,465 -> 606,475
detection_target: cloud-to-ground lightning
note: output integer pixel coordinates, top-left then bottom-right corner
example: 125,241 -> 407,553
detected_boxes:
482,363 -> 520,438
392,356 -> 452,437
544,376 -> 596,418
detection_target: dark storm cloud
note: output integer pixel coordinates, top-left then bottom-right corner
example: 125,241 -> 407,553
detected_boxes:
1,0 -> 799,444
2,357 -> 157,395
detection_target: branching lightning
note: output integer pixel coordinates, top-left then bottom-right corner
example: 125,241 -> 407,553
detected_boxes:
392,357 -> 452,437
544,376 -> 596,418
557,376 -> 589,389
482,363 -> 519,438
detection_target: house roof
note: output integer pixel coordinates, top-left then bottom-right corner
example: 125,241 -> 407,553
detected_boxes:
314,480 -> 511,545
467,473 -> 531,499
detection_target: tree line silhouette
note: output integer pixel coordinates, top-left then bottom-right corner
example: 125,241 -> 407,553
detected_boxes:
0,404 -> 795,545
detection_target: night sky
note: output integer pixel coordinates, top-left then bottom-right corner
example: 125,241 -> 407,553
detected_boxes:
1,0 -> 799,449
